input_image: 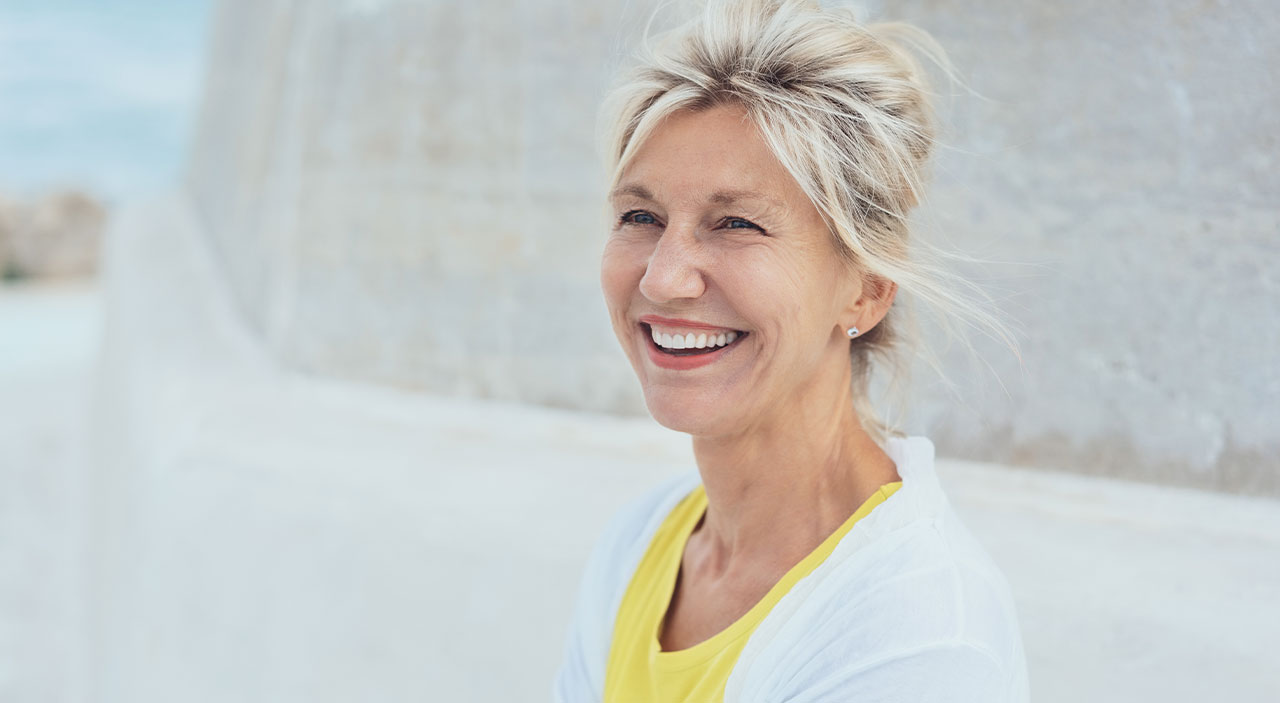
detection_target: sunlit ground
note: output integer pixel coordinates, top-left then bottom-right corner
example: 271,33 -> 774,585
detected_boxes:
0,280 -> 98,701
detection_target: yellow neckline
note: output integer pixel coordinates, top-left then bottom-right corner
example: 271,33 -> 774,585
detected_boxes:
650,480 -> 902,671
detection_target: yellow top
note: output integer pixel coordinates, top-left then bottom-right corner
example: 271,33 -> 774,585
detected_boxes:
603,480 -> 903,702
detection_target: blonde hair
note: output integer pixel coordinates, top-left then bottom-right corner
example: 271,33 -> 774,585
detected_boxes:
599,0 -> 1020,444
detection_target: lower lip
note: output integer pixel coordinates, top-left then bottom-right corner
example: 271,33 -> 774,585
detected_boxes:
643,325 -> 748,371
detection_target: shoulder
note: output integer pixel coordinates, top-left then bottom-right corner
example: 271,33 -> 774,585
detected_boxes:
823,513 -> 1030,700
864,507 -> 1024,659
731,512 -> 1028,702
857,435 -> 1021,641
726,436 -> 1028,702
785,502 -> 1024,660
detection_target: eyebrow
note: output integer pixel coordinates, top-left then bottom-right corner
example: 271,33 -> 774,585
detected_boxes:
609,183 -> 785,210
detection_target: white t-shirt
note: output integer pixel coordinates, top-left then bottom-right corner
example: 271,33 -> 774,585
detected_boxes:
553,435 -> 1030,702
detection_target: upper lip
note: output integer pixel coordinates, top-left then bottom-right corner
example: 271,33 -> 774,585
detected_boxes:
638,314 -> 745,332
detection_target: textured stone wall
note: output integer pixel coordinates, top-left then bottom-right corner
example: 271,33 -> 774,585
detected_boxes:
873,0 -> 1279,494
185,0 -> 1278,494
186,0 -> 659,414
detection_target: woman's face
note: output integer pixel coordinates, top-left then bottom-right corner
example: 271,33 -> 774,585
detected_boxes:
602,103 -> 876,437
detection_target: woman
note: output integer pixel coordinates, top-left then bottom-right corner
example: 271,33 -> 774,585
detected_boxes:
555,1 -> 1028,701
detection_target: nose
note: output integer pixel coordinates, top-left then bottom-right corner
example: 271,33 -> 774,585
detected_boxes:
637,224 -> 707,304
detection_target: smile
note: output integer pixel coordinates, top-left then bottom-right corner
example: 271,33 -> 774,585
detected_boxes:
650,324 -> 742,354
639,321 -> 750,370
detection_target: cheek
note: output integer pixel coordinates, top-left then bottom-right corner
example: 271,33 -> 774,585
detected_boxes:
731,251 -> 810,317
600,238 -> 648,311
728,253 -> 832,350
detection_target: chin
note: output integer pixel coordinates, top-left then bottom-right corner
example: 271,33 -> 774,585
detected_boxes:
642,392 -> 724,437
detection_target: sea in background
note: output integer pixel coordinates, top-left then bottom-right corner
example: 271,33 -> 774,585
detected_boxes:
0,0 -> 211,205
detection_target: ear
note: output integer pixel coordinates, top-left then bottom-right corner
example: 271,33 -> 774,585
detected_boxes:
844,274 -> 897,334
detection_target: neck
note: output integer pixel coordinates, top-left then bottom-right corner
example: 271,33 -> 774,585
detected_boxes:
688,368 -> 900,575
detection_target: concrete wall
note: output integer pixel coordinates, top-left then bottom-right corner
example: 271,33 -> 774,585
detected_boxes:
877,0 -> 1280,494
185,0 -> 1279,494
186,0 -> 656,415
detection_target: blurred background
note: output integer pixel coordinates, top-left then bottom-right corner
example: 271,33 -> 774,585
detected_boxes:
1,0 -> 1277,701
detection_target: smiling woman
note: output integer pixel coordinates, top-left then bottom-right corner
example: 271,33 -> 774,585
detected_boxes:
602,103 -> 883,437
554,1 -> 1027,702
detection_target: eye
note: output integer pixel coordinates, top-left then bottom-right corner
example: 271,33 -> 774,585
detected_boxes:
722,217 -> 764,232
619,209 -> 659,226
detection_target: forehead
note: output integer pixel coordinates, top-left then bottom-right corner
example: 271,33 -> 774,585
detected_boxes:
613,104 -> 804,210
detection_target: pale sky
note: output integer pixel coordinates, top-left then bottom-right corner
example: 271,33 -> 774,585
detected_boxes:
0,0 -> 212,204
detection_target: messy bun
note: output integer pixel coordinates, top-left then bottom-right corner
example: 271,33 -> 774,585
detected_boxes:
599,0 -> 1019,443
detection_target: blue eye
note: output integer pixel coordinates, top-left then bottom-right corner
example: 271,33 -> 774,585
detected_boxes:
619,210 -> 658,226
724,217 -> 762,231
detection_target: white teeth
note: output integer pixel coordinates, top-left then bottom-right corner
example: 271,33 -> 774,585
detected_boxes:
648,324 -> 745,351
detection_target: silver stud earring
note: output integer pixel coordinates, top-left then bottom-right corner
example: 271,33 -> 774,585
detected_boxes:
846,326 -> 860,338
